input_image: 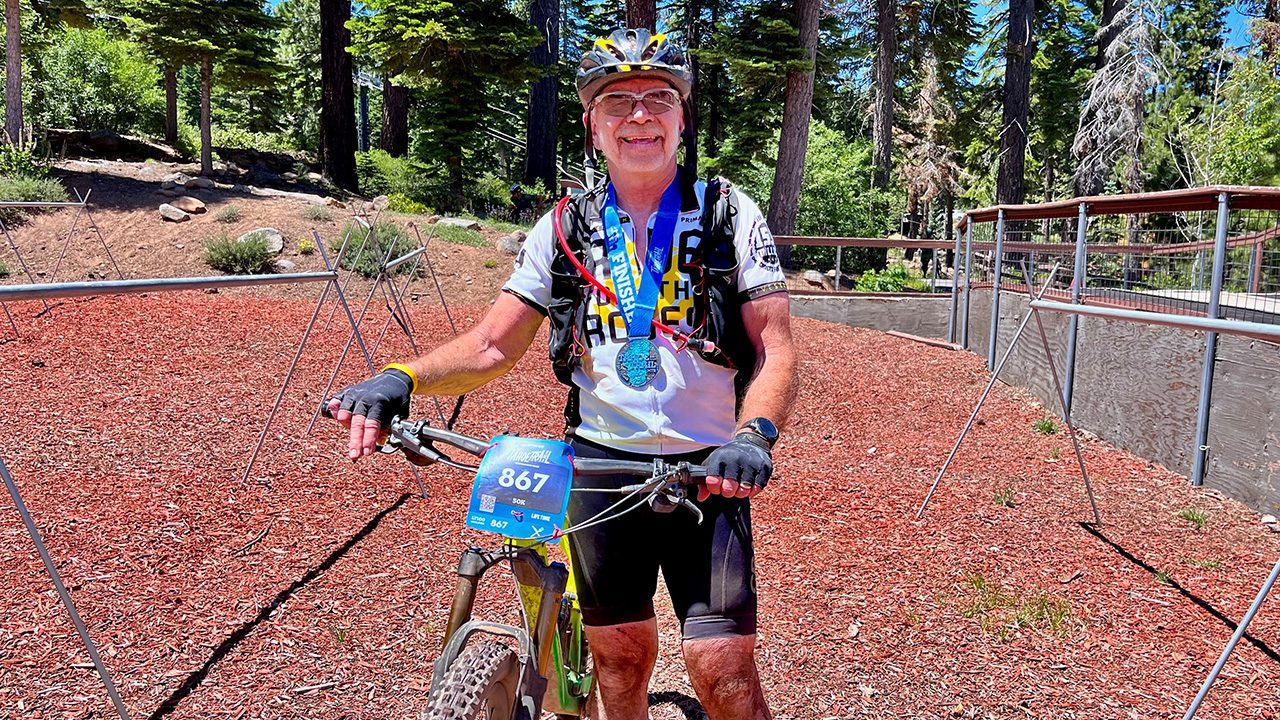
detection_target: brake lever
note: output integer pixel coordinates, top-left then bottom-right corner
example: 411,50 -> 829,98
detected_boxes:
381,419 -> 443,466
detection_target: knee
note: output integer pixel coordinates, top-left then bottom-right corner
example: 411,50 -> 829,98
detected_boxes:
683,636 -> 758,703
586,623 -> 658,678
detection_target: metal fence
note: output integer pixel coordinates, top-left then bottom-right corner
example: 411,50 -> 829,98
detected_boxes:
955,186 -> 1280,488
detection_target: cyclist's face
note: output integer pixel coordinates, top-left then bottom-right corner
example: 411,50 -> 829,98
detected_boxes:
588,77 -> 683,179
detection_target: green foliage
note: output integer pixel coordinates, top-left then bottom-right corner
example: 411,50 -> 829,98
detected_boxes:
174,124 -> 201,159
212,126 -> 297,154
29,27 -> 164,135
469,172 -> 513,216
430,223 -> 487,248
205,232 -> 275,274
993,488 -> 1015,508
298,236 -> 317,254
1178,507 -> 1209,530
273,0 -> 321,152
0,174 -> 69,224
387,193 -> 429,215
855,265 -> 927,293
348,0 -> 540,209
1186,557 -> 1221,570
356,150 -> 429,199
959,572 -> 1077,640
334,221 -> 417,278
303,205 -> 332,222
483,258 -> 498,269
0,146 -> 49,178
0,258 -> 9,277
214,205 -> 242,223
1034,416 -> 1059,435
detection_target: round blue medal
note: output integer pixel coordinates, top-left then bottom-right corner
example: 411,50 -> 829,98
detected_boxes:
616,338 -> 660,388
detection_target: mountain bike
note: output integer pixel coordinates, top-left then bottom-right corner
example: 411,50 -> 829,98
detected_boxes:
379,417 -> 706,720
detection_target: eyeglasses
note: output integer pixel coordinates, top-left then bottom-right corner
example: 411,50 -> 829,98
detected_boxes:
591,88 -> 681,118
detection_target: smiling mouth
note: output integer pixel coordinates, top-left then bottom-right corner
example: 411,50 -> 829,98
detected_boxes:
620,136 -> 661,145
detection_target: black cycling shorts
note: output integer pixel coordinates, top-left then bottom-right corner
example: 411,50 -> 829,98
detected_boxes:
565,436 -> 758,640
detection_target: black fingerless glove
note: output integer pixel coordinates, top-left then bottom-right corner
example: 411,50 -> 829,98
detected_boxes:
705,432 -> 773,489
334,368 -> 414,429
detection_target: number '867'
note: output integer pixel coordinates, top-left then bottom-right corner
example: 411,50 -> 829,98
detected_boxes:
498,467 -> 551,493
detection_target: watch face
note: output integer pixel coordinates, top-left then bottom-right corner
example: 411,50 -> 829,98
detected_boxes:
748,418 -> 779,444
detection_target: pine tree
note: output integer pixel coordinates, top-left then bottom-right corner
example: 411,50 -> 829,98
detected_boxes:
320,0 -> 356,188
871,0 -> 895,190
121,0 -> 280,174
996,0 -> 1037,205
349,0 -> 540,209
524,0 -> 559,192
768,0 -> 820,246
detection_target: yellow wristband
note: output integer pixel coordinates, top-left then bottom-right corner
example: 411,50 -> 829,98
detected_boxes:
382,363 -> 420,395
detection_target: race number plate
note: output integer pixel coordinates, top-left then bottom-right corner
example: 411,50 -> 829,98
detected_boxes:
466,436 -> 575,540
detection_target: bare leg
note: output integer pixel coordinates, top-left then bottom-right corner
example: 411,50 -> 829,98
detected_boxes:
683,635 -> 771,720
583,618 -> 658,720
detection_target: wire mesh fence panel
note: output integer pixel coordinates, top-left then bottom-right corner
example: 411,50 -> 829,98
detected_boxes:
1221,208 -> 1280,322
968,221 -> 995,287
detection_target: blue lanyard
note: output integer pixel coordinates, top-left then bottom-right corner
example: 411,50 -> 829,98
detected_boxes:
601,179 -> 682,340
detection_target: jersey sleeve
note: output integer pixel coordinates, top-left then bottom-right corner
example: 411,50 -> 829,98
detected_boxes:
501,210 -> 557,314
731,191 -> 788,300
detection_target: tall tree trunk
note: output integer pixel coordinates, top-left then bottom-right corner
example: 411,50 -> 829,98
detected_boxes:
767,0 -> 820,266
705,0 -> 723,158
5,0 -> 21,145
996,0 -> 1036,205
164,65 -> 178,145
380,75 -> 409,157
626,0 -> 656,30
1097,0 -> 1125,70
320,0 -> 358,190
871,0 -> 896,190
200,56 -> 213,175
524,0 -> 559,193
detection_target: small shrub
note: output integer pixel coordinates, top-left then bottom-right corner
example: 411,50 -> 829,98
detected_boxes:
0,258 -> 10,277
993,488 -> 1015,508
854,264 -> 927,292
1186,557 -> 1221,570
303,205 -> 332,222
298,237 -> 317,255
959,572 -> 1077,641
1154,569 -> 1171,585
483,258 -> 498,269
0,146 -> 48,178
1049,446 -> 1062,460
334,221 -> 417,278
1178,507 -> 1209,530
356,150 -> 429,199
387,192 -> 429,215
0,174 -> 69,225
1034,417 -> 1058,435
430,223 -> 487,248
215,205 -> 242,223
205,232 -> 275,274
174,124 -> 201,159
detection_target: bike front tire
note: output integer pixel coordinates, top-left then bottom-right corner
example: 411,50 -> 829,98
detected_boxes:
423,640 -> 520,720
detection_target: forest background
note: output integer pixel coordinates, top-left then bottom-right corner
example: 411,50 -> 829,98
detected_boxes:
0,0 -> 1278,274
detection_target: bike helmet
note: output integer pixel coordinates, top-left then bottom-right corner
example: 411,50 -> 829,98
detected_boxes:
575,28 -> 693,108
576,28 -> 698,187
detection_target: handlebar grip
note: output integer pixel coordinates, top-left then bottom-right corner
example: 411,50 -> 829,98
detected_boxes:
320,399 -> 335,419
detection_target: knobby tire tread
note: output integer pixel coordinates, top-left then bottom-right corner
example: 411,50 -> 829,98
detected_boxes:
422,640 -> 520,720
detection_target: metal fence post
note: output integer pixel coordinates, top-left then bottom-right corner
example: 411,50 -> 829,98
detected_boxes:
962,221 -> 974,349
1063,202 -> 1088,419
1191,191 -> 1231,487
988,209 -> 1006,368
947,219 -> 965,344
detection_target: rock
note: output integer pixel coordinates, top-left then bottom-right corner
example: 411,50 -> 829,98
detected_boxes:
803,270 -> 827,287
159,204 -> 190,223
213,160 -> 228,172
427,215 -> 442,224
281,171 -> 298,181
439,217 -> 481,230
157,189 -> 179,198
372,195 -> 391,211
165,173 -> 190,186
160,179 -> 177,190
306,172 -> 324,183
185,176 -> 216,190
238,228 -> 285,254
324,197 -> 345,208
497,235 -> 521,256
214,182 -> 235,191
1262,514 -> 1278,524
170,196 -> 206,214
247,186 -> 328,204
512,230 -> 527,242
274,258 -> 297,272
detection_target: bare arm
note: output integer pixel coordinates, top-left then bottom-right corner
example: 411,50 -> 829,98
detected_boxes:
406,292 -> 545,396
735,291 -> 798,431
332,292 -> 544,457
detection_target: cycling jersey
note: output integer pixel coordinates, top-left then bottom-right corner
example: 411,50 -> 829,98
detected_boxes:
503,176 -> 786,455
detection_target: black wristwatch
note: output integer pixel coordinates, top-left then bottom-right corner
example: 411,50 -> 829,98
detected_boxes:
737,417 -> 779,449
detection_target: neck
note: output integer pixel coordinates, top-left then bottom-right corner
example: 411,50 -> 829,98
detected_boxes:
611,163 -> 678,222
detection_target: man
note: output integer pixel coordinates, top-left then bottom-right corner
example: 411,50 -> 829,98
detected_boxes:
329,28 -> 795,720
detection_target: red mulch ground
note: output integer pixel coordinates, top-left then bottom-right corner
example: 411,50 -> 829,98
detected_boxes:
1,292 -> 1279,720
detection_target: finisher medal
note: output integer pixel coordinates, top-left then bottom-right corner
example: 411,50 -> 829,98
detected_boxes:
616,338 -> 660,388
601,178 -> 683,390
